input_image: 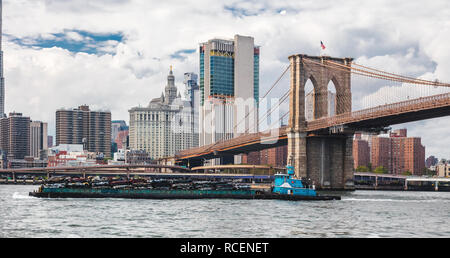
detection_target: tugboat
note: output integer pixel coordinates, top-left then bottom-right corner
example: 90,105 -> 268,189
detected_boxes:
272,165 -> 317,197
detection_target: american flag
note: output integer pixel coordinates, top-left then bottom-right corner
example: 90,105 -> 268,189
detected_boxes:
321,41 -> 326,50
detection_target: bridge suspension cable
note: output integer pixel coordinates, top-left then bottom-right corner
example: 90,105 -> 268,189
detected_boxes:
205,64 -> 291,153
233,64 -> 291,133
351,63 -> 442,85
301,57 -> 450,115
266,110 -> 289,130
251,89 -> 290,133
302,58 -> 450,87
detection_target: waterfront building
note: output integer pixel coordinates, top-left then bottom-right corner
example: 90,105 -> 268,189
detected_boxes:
353,138 -> 370,169
125,150 -> 153,165
0,149 -> 6,168
370,129 -> 425,175
0,0 -> 5,118
389,129 -> 425,175
7,156 -> 47,169
47,144 -> 100,167
0,112 -> 30,160
128,67 -> 196,159
56,105 -> 111,158
30,121 -> 48,159
241,145 -> 288,168
107,159 -> 125,165
305,90 -> 336,121
436,162 -> 450,177
113,148 -> 126,162
370,136 -> 391,172
260,145 -> 288,168
242,151 -> 261,165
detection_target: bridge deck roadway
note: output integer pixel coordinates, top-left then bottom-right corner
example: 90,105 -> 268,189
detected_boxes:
176,93 -> 450,161
308,92 -> 450,131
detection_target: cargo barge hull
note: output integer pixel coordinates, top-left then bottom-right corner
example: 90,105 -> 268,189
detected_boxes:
29,188 -> 340,201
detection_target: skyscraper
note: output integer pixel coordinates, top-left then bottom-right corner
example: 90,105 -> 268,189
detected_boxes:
0,0 -> 5,118
184,72 -> 199,148
56,105 -> 111,158
0,113 -> 30,160
47,135 -> 53,148
199,35 -> 260,151
30,121 -> 48,159
111,120 -> 128,142
111,120 -> 129,151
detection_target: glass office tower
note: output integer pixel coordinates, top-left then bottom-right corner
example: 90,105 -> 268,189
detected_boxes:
199,35 -> 260,164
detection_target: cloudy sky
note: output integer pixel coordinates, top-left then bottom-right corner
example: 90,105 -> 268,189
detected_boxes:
2,0 -> 450,158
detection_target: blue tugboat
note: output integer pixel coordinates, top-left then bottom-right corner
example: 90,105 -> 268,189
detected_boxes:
272,165 -> 317,197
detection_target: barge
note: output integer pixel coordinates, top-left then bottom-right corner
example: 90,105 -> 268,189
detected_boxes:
29,166 -> 341,201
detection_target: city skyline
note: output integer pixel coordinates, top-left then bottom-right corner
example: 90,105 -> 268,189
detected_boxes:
1,0 -> 450,158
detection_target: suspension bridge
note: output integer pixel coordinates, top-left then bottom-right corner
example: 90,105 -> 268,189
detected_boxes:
172,54 -> 450,190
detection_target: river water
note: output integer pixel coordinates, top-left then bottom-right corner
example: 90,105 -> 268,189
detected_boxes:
1,185 -> 449,238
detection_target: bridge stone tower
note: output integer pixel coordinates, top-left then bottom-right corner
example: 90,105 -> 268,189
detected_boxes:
287,54 -> 354,190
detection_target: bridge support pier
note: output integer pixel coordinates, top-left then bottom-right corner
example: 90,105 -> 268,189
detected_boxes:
288,131 -> 307,179
343,135 -> 355,189
287,54 -> 354,190
303,135 -> 354,190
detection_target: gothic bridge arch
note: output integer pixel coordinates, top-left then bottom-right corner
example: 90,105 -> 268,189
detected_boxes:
287,54 -> 354,190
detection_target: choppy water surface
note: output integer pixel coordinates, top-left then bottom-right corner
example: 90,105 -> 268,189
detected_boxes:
1,185 -> 449,238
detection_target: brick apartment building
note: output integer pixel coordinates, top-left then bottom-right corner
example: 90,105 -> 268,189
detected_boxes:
241,145 -> 287,168
356,129 -> 425,175
0,112 -> 30,160
353,138 -> 370,169
370,137 -> 391,171
56,105 -> 111,158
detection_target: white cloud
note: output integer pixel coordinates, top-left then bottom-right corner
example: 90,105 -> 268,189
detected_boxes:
2,0 -> 450,158
64,31 -> 85,42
